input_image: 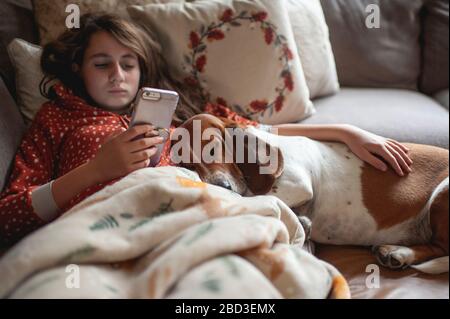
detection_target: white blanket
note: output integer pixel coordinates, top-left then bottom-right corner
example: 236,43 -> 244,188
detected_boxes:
0,167 -> 350,299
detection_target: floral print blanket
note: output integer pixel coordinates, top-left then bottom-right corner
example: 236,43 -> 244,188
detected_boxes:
0,167 -> 350,299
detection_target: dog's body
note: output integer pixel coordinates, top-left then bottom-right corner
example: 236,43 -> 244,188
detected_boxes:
249,127 -> 448,246
175,114 -> 449,273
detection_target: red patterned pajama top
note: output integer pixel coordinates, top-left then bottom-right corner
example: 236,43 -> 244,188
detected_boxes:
0,84 -> 260,247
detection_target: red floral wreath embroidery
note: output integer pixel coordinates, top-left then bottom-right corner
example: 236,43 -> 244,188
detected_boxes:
183,8 -> 295,118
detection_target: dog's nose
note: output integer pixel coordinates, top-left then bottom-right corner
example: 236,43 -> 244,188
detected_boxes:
215,180 -> 233,191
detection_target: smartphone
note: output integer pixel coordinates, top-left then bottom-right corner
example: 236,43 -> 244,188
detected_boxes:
130,87 -> 179,167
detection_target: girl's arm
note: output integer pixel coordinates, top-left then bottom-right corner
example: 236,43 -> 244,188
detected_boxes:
269,123 -> 413,176
50,161 -> 100,210
0,113 -> 57,246
270,123 -> 349,140
52,125 -> 163,209
0,117 -> 160,246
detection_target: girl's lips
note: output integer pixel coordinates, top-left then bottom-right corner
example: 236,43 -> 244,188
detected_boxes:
108,90 -> 128,94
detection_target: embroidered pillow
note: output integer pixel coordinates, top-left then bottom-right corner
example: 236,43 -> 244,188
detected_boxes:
33,0 -> 185,45
186,0 -> 340,99
128,0 -> 315,124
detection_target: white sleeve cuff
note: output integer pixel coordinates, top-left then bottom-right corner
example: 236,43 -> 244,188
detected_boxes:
31,180 -> 60,222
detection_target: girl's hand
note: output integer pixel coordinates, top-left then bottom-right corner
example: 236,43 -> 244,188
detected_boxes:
341,125 -> 413,176
89,124 -> 164,183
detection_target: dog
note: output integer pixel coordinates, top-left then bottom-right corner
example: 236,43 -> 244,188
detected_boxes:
171,114 -> 449,273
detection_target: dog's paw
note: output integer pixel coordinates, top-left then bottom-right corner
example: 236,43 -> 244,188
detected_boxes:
372,245 -> 414,270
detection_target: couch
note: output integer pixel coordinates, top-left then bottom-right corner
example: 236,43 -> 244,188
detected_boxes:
0,0 -> 448,299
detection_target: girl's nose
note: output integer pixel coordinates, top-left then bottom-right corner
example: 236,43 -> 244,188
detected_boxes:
109,62 -> 125,83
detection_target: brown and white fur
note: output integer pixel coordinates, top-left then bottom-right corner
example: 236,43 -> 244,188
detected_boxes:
173,114 -> 449,274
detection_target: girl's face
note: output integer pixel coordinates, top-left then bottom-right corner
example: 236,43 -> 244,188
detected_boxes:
80,31 -> 141,113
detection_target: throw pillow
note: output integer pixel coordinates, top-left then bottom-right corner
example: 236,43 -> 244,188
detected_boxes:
32,0 -> 185,45
7,38 -> 50,123
185,0 -> 340,99
128,0 -> 315,124
320,0 -> 424,90
286,0 -> 339,99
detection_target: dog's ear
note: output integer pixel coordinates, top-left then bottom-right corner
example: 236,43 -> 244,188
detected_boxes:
231,130 -> 284,195
170,116 -> 198,167
171,114 -> 225,167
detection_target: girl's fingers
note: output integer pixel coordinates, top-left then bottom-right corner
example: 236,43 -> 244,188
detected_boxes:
129,136 -> 164,152
361,149 -> 388,171
378,145 -> 404,176
105,127 -> 127,143
132,158 -> 151,170
122,125 -> 155,142
145,130 -> 160,137
385,143 -> 411,174
388,139 -> 410,153
131,147 -> 157,164
387,141 -> 413,166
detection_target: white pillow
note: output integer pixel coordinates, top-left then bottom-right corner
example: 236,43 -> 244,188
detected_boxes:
7,38 -> 48,123
286,0 -> 339,99
128,0 -> 315,124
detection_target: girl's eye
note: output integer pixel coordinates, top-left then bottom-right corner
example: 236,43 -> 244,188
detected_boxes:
93,63 -> 135,70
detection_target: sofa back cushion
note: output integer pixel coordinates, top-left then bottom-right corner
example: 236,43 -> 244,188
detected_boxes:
420,0 -> 449,95
320,0 -> 424,90
0,0 -> 39,99
33,0 -> 185,45
0,77 -> 25,192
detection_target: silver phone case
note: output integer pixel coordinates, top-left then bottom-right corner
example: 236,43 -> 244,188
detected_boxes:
130,87 -> 179,167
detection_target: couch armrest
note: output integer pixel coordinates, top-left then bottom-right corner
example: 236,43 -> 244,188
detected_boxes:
433,89 -> 449,110
0,75 -> 25,191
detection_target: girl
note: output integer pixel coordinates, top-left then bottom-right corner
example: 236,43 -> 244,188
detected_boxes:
0,13 -> 412,247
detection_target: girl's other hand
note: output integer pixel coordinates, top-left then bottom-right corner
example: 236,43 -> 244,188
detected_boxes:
341,125 -> 413,176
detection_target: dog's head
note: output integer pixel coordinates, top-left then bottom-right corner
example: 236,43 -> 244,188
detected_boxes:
171,114 -> 284,195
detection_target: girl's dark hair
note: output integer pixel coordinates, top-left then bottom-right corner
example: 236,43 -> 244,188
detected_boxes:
40,12 -> 202,124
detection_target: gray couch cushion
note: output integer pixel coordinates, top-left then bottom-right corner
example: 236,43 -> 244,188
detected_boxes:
320,0 -> 424,90
301,88 -> 449,149
420,0 -> 449,95
0,76 -> 25,191
0,0 -> 39,99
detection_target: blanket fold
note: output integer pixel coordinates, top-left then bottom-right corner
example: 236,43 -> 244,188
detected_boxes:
0,167 -> 350,299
